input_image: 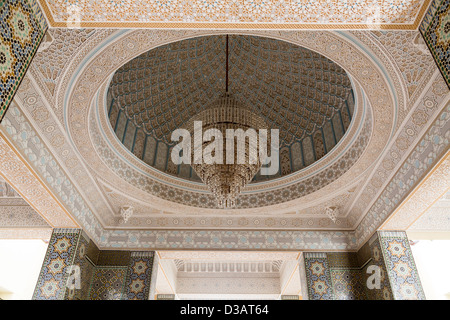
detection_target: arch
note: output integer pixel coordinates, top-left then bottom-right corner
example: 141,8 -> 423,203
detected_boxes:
61,30 -> 399,214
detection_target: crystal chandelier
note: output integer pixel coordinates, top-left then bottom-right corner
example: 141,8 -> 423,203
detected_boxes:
185,35 -> 268,208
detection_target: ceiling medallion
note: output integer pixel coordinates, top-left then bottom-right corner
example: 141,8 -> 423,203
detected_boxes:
120,206 -> 134,223
185,35 -> 270,208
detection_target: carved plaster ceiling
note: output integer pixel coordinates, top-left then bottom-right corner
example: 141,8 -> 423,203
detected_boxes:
38,0 -> 431,29
0,177 -> 50,229
2,26 -> 448,250
156,251 -> 301,297
408,190 -> 450,232
107,34 -> 354,182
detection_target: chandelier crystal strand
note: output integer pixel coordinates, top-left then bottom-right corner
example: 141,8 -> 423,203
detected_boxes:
185,94 -> 268,208
184,35 -> 269,208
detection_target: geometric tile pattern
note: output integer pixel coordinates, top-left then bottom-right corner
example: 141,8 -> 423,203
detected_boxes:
33,228 -> 158,300
421,0 -> 450,88
330,269 -> 367,300
378,231 -> 426,300
32,228 -> 81,300
87,266 -> 127,300
0,0 -> 47,122
328,252 -> 367,300
123,252 -> 154,300
303,253 -> 334,300
359,234 -> 393,300
301,232 -> 426,300
300,233 -> 405,300
327,252 -> 360,268
420,0 -> 444,34
65,231 -> 95,300
26,0 -> 48,31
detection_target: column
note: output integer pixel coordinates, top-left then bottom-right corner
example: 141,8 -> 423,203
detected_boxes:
33,228 -> 158,300
302,252 -> 334,300
123,251 -> 155,300
377,231 -> 426,300
32,228 -> 85,300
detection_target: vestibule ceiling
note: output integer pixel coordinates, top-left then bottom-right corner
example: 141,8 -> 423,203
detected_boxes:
107,34 -> 354,182
0,15 -> 448,250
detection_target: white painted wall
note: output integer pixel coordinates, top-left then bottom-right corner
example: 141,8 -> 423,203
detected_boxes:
0,239 -> 48,300
409,239 -> 450,300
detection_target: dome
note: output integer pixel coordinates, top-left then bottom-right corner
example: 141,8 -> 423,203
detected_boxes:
106,35 -> 354,183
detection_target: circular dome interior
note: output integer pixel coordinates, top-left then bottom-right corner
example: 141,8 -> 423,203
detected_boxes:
106,35 -> 355,183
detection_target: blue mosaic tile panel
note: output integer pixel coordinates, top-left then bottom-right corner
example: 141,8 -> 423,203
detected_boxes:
64,231 -> 96,300
330,269 -> 367,300
123,252 -> 154,300
421,0 -> 450,88
0,0 -> 47,122
420,0 -> 444,33
32,228 -> 81,300
304,253 -> 334,300
360,234 -> 393,300
378,231 -> 426,300
87,266 -> 127,300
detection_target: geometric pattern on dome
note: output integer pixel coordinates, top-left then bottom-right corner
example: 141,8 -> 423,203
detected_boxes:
107,35 -> 354,182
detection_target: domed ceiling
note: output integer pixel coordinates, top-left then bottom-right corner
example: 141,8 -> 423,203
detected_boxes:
106,35 -> 354,183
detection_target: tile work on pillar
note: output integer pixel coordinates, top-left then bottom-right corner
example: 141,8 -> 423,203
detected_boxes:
328,253 -> 367,300
357,233 -> 393,300
303,253 -> 334,300
420,0 -> 450,88
124,252 -> 154,300
86,250 -> 155,300
0,0 -> 48,121
330,269 -> 366,300
33,228 -> 155,300
33,228 -> 81,300
302,231 -> 426,300
85,250 -> 129,300
378,231 -> 426,300
65,230 -> 94,300
88,266 -> 128,300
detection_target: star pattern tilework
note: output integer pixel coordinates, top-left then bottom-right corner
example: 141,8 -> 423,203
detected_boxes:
421,0 -> 450,88
378,231 -> 426,300
330,269 -> 367,300
32,229 -> 80,300
0,0 -> 47,122
87,266 -> 127,300
304,253 -> 334,300
123,252 -> 154,300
